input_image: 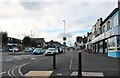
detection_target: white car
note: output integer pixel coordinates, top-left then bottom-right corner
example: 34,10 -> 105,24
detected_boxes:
44,48 -> 58,55
8,47 -> 19,52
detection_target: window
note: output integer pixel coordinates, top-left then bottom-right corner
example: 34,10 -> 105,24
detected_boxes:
114,15 -> 118,27
117,36 -> 120,50
102,25 -> 105,33
107,21 -> 110,31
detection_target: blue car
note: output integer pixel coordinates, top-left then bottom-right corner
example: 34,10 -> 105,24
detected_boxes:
33,48 -> 45,55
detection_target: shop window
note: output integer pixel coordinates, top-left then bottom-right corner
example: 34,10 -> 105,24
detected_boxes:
99,41 -> 103,53
117,36 -> 120,50
108,37 -> 116,50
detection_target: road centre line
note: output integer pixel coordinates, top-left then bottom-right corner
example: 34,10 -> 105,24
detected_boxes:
69,54 -> 74,69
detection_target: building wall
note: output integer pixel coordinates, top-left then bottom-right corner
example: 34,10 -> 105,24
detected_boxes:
87,8 -> 120,58
118,0 -> 120,25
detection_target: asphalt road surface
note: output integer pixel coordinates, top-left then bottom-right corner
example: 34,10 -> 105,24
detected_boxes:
1,49 -> 120,78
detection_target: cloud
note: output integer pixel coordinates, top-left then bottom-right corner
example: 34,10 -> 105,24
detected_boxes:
0,0 -> 118,45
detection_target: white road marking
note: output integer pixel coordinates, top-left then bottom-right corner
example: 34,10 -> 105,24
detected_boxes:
11,66 -> 19,77
30,57 -> 36,60
6,59 -> 13,61
71,72 -> 78,76
0,72 -> 6,75
57,73 -> 62,75
69,55 -> 73,69
8,67 -> 14,76
82,72 -> 104,77
71,71 -> 104,77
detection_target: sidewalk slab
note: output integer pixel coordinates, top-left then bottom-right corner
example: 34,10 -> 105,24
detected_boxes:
25,71 -> 53,78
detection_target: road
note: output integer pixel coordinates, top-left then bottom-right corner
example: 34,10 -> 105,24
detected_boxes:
1,49 -> 120,78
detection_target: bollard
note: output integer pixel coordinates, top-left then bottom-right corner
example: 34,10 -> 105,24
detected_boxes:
53,53 -> 56,69
78,52 -> 82,78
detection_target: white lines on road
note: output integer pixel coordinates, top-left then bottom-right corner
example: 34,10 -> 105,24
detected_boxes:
30,57 -> 36,60
69,54 -> 73,69
0,71 -> 6,75
57,73 -> 62,75
18,64 -> 28,76
71,71 -> 104,77
6,59 -> 13,61
11,66 -> 19,77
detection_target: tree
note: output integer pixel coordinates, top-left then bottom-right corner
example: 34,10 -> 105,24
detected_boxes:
22,36 -> 31,47
1,32 -> 8,45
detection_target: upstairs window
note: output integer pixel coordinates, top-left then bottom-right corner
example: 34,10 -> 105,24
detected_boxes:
107,21 -> 110,31
102,25 -> 105,33
114,15 -> 118,27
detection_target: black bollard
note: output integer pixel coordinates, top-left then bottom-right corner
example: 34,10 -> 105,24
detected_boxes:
78,52 -> 82,78
53,53 -> 56,69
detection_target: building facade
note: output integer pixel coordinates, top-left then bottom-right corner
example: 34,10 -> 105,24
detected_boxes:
75,36 -> 87,49
87,6 -> 120,58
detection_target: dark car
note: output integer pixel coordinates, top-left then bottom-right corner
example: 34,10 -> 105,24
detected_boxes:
33,48 -> 45,55
24,47 -> 33,53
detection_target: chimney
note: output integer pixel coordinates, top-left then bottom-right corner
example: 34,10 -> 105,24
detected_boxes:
118,0 -> 120,26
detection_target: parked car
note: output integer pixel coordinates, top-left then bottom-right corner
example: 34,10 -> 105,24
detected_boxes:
24,47 -> 33,53
33,48 -> 45,55
8,47 -> 19,52
44,48 -> 58,55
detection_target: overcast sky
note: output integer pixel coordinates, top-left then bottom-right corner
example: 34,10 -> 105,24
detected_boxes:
0,0 -> 118,46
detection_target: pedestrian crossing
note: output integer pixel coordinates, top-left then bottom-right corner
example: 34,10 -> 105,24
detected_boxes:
71,71 -> 104,77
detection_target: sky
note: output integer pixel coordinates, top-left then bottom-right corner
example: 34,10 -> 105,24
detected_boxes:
0,0 -> 118,46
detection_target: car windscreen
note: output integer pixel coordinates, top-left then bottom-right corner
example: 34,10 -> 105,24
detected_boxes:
34,49 -> 42,52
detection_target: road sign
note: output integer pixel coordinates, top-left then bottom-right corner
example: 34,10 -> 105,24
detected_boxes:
63,37 -> 66,41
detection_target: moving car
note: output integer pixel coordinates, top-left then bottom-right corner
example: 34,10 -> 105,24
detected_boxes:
33,48 -> 45,55
24,47 -> 33,53
44,48 -> 58,55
